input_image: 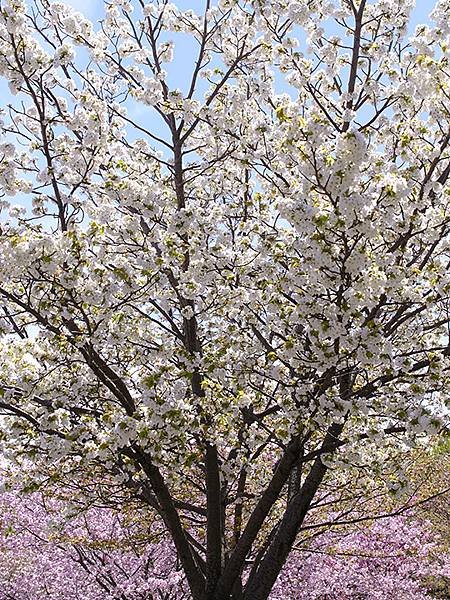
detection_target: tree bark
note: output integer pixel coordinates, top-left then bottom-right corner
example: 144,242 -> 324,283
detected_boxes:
213,436 -> 303,600
241,423 -> 344,600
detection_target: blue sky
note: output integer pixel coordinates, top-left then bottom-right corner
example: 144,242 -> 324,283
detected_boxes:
0,0 -> 438,218
61,0 -> 436,89
0,0 -> 439,163
64,0 -> 434,23
410,1 -> 438,28
0,0 -> 438,112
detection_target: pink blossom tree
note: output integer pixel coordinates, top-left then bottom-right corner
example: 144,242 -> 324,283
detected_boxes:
0,491 -> 188,600
0,489 -> 448,599
272,516 -> 449,600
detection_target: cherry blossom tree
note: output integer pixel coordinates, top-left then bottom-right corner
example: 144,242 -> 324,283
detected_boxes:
0,0 -> 449,598
0,490 -> 188,599
0,489 -> 448,600
272,515 -> 449,600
